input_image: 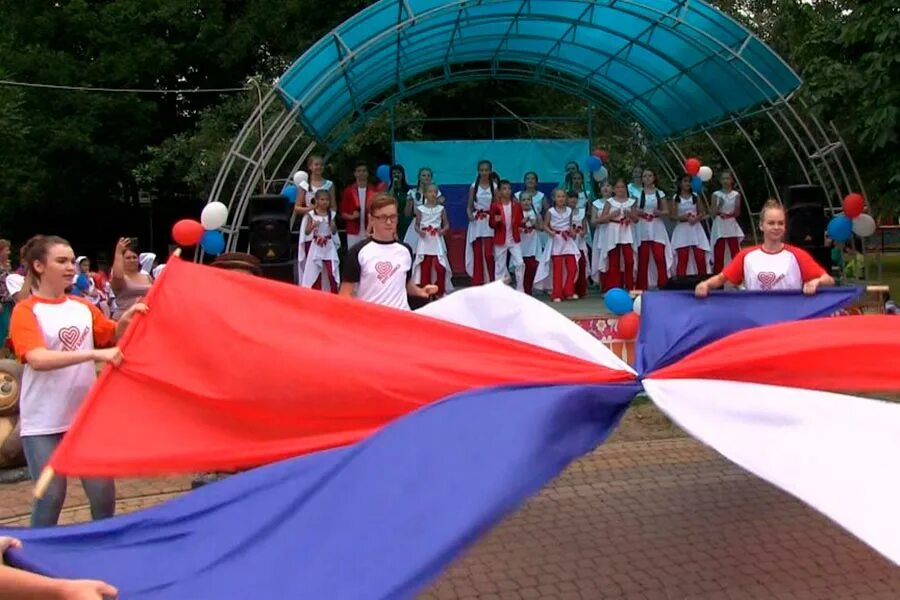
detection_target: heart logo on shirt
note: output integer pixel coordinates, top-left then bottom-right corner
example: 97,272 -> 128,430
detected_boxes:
757,271 -> 781,290
58,326 -> 89,352
375,261 -> 399,284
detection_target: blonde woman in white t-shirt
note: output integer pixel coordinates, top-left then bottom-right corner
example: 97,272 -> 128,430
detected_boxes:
9,235 -> 147,527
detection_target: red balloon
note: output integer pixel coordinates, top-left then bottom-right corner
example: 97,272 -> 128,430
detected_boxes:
172,219 -> 204,246
615,312 -> 641,340
592,149 -> 609,163
842,193 -> 865,219
685,158 -> 701,176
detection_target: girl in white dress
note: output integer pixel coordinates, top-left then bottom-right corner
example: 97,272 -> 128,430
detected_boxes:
465,160 -> 497,285
598,179 -> 638,291
710,170 -> 745,272
402,167 -> 443,248
567,191 -> 590,298
293,155 -> 336,280
515,171 -> 546,215
518,191 -> 543,296
670,174 -> 712,277
300,189 -> 340,293
633,169 -> 674,290
412,185 -> 453,297
589,182 -> 612,288
534,188 -> 579,302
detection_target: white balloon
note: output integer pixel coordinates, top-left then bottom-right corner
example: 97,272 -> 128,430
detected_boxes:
200,201 -> 229,230
293,171 -> 309,187
633,294 -> 642,316
299,181 -> 310,192
852,213 -> 876,237
698,166 -> 713,182
592,166 -> 608,183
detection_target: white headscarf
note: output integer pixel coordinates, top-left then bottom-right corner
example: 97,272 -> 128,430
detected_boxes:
138,253 -> 157,277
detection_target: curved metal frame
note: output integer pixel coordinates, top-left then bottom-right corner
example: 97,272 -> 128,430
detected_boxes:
207,0 -> 866,258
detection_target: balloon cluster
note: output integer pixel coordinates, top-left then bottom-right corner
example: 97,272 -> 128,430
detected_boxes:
826,193 -> 873,242
585,149 -> 609,183
604,288 -> 642,340
171,201 -> 229,256
684,157 -> 713,194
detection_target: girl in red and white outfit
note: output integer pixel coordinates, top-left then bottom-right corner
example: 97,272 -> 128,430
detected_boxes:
567,190 -> 591,298
294,155 -> 336,279
589,182 -> 612,288
515,171 -> 546,216
341,161 -> 379,249
402,167 -> 443,248
9,235 -> 146,526
535,188 -> 579,302
633,168 -> 674,290
518,191 -> 543,295
490,180 -> 526,290
412,184 -> 453,297
300,189 -> 340,293
597,179 -> 638,291
465,160 -> 497,285
670,174 -> 711,277
695,200 -> 835,296
710,170 -> 744,272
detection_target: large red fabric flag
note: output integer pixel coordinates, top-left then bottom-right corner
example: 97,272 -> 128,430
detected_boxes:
49,259 -> 631,477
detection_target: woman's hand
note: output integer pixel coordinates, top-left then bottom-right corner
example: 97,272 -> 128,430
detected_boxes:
802,279 -> 820,295
93,347 -> 123,367
56,578 -> 119,599
115,238 -> 130,255
0,536 -> 21,565
694,281 -> 710,298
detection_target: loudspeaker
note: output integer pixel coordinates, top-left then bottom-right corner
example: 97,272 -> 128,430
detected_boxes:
259,261 -> 296,284
248,194 -> 292,264
784,185 -> 826,247
663,275 -> 705,290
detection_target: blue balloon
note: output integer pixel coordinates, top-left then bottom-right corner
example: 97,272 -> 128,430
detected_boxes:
604,287 -> 633,316
691,176 -> 703,194
201,230 -> 226,256
585,155 -> 602,172
827,215 -> 853,242
75,273 -> 91,292
376,164 -> 391,184
282,183 -> 298,205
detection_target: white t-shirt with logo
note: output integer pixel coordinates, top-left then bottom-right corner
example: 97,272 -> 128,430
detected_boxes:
722,244 -> 825,291
342,238 -> 414,310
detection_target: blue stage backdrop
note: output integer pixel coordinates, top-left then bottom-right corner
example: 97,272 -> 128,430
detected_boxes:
394,139 -> 590,230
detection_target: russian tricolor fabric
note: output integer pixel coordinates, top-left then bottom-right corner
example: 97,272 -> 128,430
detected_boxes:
1,259 -> 897,600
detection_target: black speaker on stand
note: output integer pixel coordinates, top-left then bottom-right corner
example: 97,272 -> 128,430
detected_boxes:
783,185 -> 831,271
248,194 -> 295,283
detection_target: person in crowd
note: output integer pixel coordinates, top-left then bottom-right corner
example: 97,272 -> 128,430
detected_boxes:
340,194 -> 438,310
465,160 -> 498,285
518,191 -> 543,296
589,182 -> 612,289
515,172 -> 546,216
402,167 -> 442,249
670,175 -> 711,277
9,235 -> 147,527
412,184 -> 452,298
695,199 -> 835,296
627,166 -> 643,199
340,161 -> 379,248
563,162 -> 580,193
567,190 -> 590,298
596,179 -> 638,291
490,180 -> 525,290
294,155 -> 336,278
710,170 -> 744,272
299,189 -> 340,293
0,536 -> 118,599
0,240 -> 12,352
389,165 -> 412,245
536,188 -> 579,302
633,168 -> 673,290
110,238 -> 152,320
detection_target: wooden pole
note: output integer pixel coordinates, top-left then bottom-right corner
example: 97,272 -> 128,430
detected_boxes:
34,466 -> 54,499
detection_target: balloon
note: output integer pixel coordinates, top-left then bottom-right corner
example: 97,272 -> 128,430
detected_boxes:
685,158 -> 701,176
604,287 -> 633,316
171,219 -> 204,246
592,149 -> 609,164
632,294 -> 642,316
293,171 -> 309,187
586,155 -> 602,172
842,193 -> 865,219
591,166 -> 608,183
75,273 -> 91,292
282,184 -> 298,205
698,166 -> 713,182
616,312 -> 641,340
826,215 -> 853,243
200,201 -> 228,230
852,213 -> 876,237
200,230 -> 226,256
376,164 -> 391,183
691,176 -> 703,194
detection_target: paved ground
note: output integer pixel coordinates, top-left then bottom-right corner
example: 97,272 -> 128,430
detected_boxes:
1,438 -> 898,599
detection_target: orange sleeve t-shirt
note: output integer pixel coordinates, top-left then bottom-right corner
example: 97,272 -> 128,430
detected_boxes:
9,295 -> 116,436
721,244 -> 825,291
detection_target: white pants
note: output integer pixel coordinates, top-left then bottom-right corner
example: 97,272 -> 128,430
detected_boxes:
494,243 -> 525,291
346,233 -> 365,249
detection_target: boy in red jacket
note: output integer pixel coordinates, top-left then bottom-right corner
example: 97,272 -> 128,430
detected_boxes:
490,180 -> 526,291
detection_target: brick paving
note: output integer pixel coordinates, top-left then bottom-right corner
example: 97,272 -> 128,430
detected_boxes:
1,439 -> 898,598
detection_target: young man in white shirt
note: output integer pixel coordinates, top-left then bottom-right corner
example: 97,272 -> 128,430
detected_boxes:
340,193 -> 438,311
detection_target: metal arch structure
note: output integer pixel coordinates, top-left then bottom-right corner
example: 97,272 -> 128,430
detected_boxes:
208,0 -> 867,253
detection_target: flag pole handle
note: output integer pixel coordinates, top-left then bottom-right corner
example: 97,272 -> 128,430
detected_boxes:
34,466 -> 55,499
172,248 -> 182,258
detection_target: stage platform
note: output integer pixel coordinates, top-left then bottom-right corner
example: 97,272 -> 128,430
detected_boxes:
537,292 -> 637,363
